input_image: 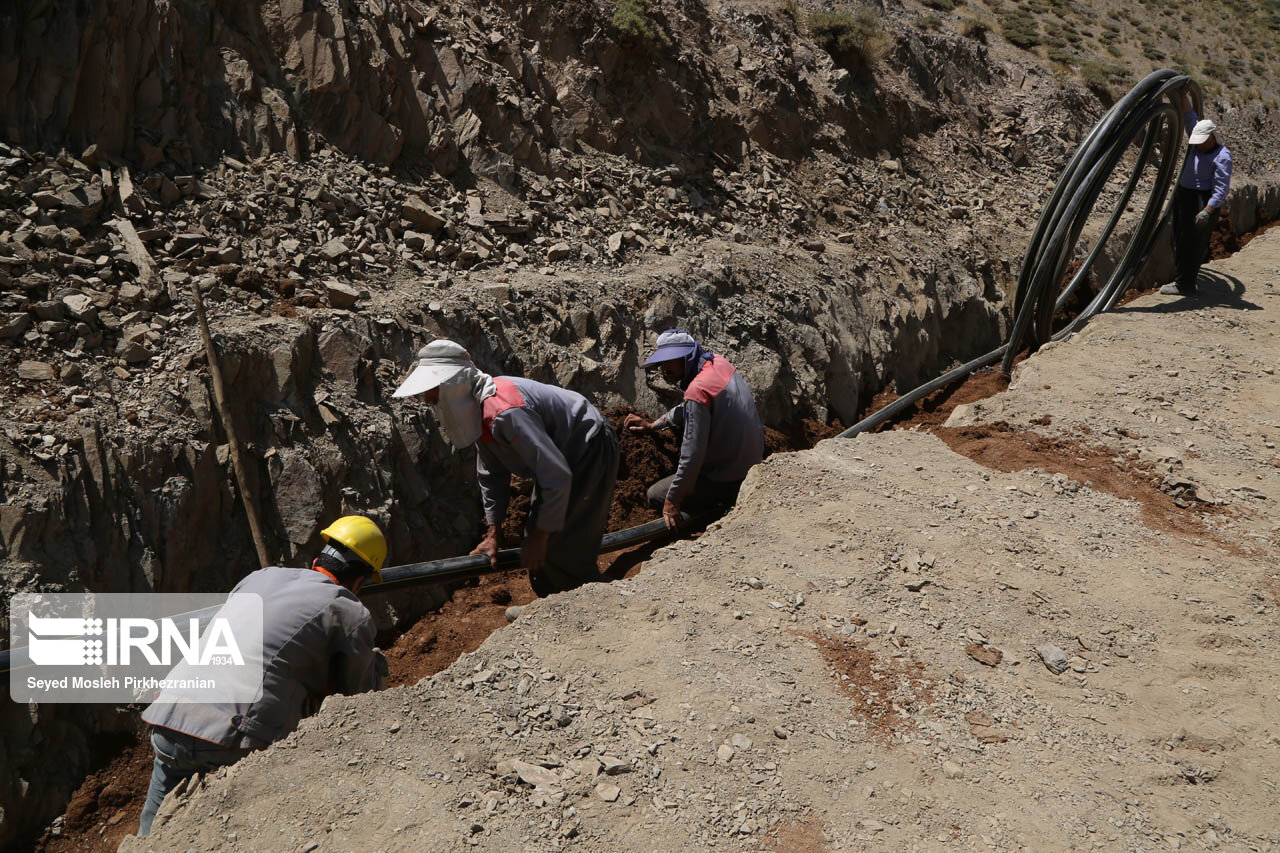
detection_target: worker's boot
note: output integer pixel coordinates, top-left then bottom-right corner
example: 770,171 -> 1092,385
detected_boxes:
505,605 -> 527,622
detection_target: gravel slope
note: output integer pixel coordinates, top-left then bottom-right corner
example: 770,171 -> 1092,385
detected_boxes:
124,232 -> 1280,851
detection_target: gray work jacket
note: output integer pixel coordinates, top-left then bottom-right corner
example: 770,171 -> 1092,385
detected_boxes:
143,567 -> 378,748
659,356 -> 764,503
476,376 -> 608,532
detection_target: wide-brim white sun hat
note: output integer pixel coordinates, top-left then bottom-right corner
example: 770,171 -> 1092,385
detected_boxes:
1188,119 -> 1218,145
392,339 -> 474,398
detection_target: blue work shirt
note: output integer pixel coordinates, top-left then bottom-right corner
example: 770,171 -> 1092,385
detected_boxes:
1179,111 -> 1232,209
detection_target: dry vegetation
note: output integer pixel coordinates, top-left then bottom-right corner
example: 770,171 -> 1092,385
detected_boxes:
902,0 -> 1280,107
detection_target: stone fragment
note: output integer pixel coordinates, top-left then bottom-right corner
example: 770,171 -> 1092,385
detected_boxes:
118,341 -> 152,363
965,643 -> 1003,667
0,313 -> 31,339
401,197 -> 447,232
716,744 -> 734,763
546,242 -> 574,261
593,782 -> 621,802
62,294 -> 96,322
1036,644 -> 1069,674
801,239 -> 826,253
18,361 -> 56,381
942,760 -> 964,779
600,756 -> 631,775
320,239 -> 350,261
607,231 -> 624,255
730,734 -> 753,751
324,280 -> 360,309
503,759 -> 561,789
118,167 -> 147,216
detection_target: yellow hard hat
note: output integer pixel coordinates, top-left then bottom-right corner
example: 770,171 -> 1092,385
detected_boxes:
320,515 -> 387,582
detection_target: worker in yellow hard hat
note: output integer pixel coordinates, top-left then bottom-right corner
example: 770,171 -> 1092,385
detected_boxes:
136,516 -> 388,838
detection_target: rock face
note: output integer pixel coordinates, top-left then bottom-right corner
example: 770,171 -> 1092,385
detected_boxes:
0,0 -> 957,172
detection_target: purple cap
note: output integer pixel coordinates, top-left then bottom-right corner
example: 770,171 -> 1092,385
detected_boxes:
642,330 -> 698,367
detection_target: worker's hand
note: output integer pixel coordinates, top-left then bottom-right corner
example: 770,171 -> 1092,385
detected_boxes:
373,650 -> 389,690
662,498 -> 682,531
470,525 -> 501,568
624,414 -> 653,434
1195,208 -> 1212,229
522,529 -> 550,573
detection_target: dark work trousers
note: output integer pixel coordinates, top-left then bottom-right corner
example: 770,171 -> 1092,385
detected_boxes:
1172,185 -> 1219,294
527,423 -> 619,597
647,473 -> 743,516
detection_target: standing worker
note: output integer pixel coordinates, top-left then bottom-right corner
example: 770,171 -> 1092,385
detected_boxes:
625,330 -> 764,528
137,516 -> 388,837
392,340 -> 619,618
1161,94 -> 1232,297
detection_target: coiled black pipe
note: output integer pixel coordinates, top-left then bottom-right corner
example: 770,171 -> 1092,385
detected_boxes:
838,70 -> 1199,439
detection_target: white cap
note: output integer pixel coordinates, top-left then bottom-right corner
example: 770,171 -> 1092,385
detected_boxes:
1188,119 -> 1218,145
392,339 -> 473,398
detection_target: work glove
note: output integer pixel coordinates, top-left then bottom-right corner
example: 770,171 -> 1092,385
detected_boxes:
1195,209 -> 1212,229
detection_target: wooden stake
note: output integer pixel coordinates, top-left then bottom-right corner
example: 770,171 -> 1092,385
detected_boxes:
191,282 -> 272,569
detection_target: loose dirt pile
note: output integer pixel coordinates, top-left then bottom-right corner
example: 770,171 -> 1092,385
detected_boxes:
35,737 -> 151,853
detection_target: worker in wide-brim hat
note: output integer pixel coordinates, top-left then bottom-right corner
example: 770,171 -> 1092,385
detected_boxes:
393,340 -> 619,620
138,516 -> 387,837
1161,93 -> 1233,297
626,330 -> 764,528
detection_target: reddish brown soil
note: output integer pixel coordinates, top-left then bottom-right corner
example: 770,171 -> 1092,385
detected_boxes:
933,423 -> 1243,551
812,633 -> 934,743
1209,214 -> 1280,259
864,366 -> 1013,432
758,815 -> 831,852
383,572 -> 536,688
34,735 -> 153,853
764,418 -> 842,455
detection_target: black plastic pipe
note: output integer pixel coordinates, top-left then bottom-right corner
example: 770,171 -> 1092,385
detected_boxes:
839,70 -> 1199,439
1,516 -> 687,674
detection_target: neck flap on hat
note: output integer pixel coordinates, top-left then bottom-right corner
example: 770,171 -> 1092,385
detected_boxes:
680,341 -> 713,389
433,366 -> 497,450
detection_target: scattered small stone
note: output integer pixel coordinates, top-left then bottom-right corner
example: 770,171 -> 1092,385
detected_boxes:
600,756 -> 631,775
1036,644 -> 1069,675
965,643 -> 1003,667
325,280 -> 361,309
18,361 -> 56,381
593,782 -> 621,802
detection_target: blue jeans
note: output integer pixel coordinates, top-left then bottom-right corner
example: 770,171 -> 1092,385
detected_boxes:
138,727 -> 253,837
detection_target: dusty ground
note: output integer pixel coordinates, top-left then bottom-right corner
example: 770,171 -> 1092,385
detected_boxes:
119,233 -> 1280,851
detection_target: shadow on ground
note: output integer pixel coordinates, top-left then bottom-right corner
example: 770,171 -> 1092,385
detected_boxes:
1116,269 -> 1263,313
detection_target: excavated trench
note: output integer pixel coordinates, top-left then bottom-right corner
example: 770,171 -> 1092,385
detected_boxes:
32,406 -> 835,853
18,193 -> 1280,853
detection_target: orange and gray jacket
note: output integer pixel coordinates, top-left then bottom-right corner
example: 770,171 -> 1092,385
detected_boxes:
657,354 -> 764,503
475,376 -> 609,533
142,567 -> 378,749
